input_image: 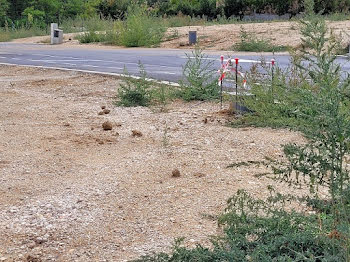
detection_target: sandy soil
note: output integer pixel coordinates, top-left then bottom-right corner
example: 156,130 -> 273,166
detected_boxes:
0,65 -> 319,261
12,20 -> 350,51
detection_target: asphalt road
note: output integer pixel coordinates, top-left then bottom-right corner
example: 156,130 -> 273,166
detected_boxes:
0,43 -> 349,84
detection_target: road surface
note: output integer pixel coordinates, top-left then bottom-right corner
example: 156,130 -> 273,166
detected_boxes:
0,43 -> 349,84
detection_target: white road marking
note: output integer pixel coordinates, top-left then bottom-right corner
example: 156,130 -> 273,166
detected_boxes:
106,67 -> 124,70
12,53 -> 179,69
0,62 -> 180,87
180,56 -> 273,64
155,71 -> 176,75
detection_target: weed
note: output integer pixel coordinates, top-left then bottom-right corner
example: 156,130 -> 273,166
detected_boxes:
234,27 -> 288,52
116,62 -> 152,107
179,48 -> 219,101
76,30 -> 106,43
119,4 -> 166,47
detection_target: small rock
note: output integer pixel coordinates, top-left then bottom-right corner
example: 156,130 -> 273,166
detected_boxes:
116,123 -> 122,127
102,121 -> 113,131
35,237 -> 47,245
131,130 -> 143,137
172,168 -> 181,178
103,109 -> 111,114
26,254 -> 41,262
63,122 -> 70,127
96,139 -> 104,145
98,111 -> 104,115
194,172 -> 206,178
101,105 -> 106,110
203,118 -> 208,124
113,132 -> 120,137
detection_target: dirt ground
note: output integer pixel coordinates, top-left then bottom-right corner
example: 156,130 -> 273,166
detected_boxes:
12,20 -> 350,51
0,65 -> 322,261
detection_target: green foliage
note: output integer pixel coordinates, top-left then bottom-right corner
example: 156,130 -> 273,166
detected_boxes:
76,30 -> 106,43
235,27 -> 288,52
116,62 -> 152,107
118,3 -> 165,47
0,0 -> 9,26
272,18 -> 350,198
179,48 -> 219,101
134,189 -> 349,262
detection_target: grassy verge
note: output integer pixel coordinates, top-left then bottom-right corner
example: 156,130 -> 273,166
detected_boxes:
0,26 -> 48,42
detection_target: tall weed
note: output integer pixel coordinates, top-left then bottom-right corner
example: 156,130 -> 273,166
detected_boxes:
179,48 -> 219,101
119,4 -> 166,47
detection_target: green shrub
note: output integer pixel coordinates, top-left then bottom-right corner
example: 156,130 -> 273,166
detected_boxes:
76,30 -> 106,43
234,27 -> 288,52
134,189 -> 348,262
118,3 -> 166,47
116,62 -> 152,107
179,48 -> 219,101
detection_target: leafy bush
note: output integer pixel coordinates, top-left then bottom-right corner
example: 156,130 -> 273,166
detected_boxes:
116,62 -> 152,107
179,48 -> 219,101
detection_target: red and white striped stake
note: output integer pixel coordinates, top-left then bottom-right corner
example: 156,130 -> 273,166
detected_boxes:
220,55 -> 224,108
235,58 -> 239,108
271,59 -> 275,80
271,59 -> 275,100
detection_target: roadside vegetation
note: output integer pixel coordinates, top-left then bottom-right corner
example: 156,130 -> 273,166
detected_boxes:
127,15 -> 350,262
114,47 -> 220,108
234,27 -> 288,52
1,0 -> 350,47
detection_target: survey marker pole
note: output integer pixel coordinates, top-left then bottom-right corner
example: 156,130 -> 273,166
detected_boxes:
235,58 -> 239,110
271,59 -> 275,101
220,55 -> 224,109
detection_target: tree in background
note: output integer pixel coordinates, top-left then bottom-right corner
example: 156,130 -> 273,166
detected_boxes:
0,0 -> 9,26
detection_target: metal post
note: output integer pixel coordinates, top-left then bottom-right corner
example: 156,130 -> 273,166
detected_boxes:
271,59 -> 275,103
235,58 -> 239,111
220,55 -> 224,109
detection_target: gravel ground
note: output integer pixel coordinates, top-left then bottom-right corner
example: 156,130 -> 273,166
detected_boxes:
0,65 -> 315,261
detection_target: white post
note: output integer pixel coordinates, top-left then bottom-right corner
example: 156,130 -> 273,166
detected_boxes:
50,23 -> 58,45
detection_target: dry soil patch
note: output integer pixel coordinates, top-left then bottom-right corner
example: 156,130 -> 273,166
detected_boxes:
0,65 -> 318,261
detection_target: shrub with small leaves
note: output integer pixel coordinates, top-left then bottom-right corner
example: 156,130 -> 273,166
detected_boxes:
179,48 -> 219,101
116,62 -> 152,107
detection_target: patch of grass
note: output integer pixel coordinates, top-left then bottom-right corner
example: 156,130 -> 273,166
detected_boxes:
234,27 -> 288,52
0,26 -> 47,42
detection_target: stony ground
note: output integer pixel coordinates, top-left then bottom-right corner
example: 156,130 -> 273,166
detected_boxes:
0,65 -> 315,261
